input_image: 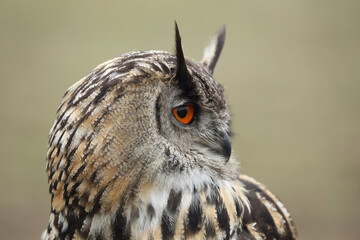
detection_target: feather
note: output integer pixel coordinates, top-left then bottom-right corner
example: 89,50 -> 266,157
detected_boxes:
174,22 -> 194,95
201,25 -> 226,74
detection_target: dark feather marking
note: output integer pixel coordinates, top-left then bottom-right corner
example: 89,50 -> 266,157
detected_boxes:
92,109 -> 108,134
167,189 -> 182,213
161,211 -> 173,239
234,197 -> 242,218
51,111 -> 67,139
66,147 -> 78,163
69,81 -> 95,106
113,203 -> 130,240
56,100 -> 66,114
112,86 -> 126,103
81,145 -> 95,163
57,169 -> 63,182
185,193 -> 203,235
88,162 -> 110,187
48,168 -> 55,182
137,67 -> 153,78
161,189 -> 182,239
83,134 -> 95,157
49,155 -> 62,179
55,130 -> 66,156
53,214 -> 61,233
147,204 -> 155,220
56,144 -> 62,156
69,180 -> 82,196
164,147 -> 170,157
158,62 -> 172,75
66,122 -> 74,131
206,184 -> 219,205
49,182 -> 55,193
155,94 -> 162,134
63,182 -> 69,205
214,190 -> 230,239
148,61 -> 162,72
77,206 -> 87,235
118,60 -> 136,76
93,77 -> 119,104
90,186 -> 107,216
58,114 -> 71,131
60,205 -> 86,239
127,172 -> 144,200
62,147 -> 78,203
71,163 -> 86,181
47,146 -> 56,163
89,169 -> 98,184
205,221 -> 216,238
93,82 -> 110,104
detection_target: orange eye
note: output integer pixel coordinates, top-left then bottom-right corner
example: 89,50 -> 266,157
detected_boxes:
173,105 -> 194,124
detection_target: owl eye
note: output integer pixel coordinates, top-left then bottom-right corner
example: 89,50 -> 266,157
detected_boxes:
173,105 -> 194,124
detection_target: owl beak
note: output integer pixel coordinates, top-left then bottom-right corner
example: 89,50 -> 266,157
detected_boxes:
195,131 -> 232,162
220,131 -> 232,162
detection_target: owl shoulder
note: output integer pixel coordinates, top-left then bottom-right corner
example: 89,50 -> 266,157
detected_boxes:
237,175 -> 298,240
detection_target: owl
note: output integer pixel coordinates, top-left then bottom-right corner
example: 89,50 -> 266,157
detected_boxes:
43,23 -> 297,240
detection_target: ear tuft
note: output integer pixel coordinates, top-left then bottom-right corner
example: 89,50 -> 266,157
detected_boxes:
174,22 -> 194,94
201,25 -> 226,75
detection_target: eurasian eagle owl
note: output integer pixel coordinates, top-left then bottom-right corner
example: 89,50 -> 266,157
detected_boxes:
43,23 -> 297,240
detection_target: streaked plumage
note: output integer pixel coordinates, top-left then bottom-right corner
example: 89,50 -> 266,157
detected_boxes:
43,23 -> 297,240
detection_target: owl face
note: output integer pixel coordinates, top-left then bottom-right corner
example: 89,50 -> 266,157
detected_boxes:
155,59 -> 231,170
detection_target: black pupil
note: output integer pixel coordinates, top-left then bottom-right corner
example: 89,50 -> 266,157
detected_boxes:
176,106 -> 188,118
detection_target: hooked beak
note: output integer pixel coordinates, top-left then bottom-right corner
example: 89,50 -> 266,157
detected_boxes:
195,130 -> 232,162
220,131 -> 231,162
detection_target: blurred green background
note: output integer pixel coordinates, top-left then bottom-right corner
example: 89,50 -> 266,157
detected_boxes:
1,0 -> 359,239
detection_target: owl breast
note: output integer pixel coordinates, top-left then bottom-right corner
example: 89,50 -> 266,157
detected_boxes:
114,171 -> 249,240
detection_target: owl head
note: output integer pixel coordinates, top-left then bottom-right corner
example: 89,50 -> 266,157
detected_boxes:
46,24 -> 241,238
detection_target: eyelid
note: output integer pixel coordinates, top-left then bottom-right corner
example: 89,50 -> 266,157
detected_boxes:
173,100 -> 191,108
